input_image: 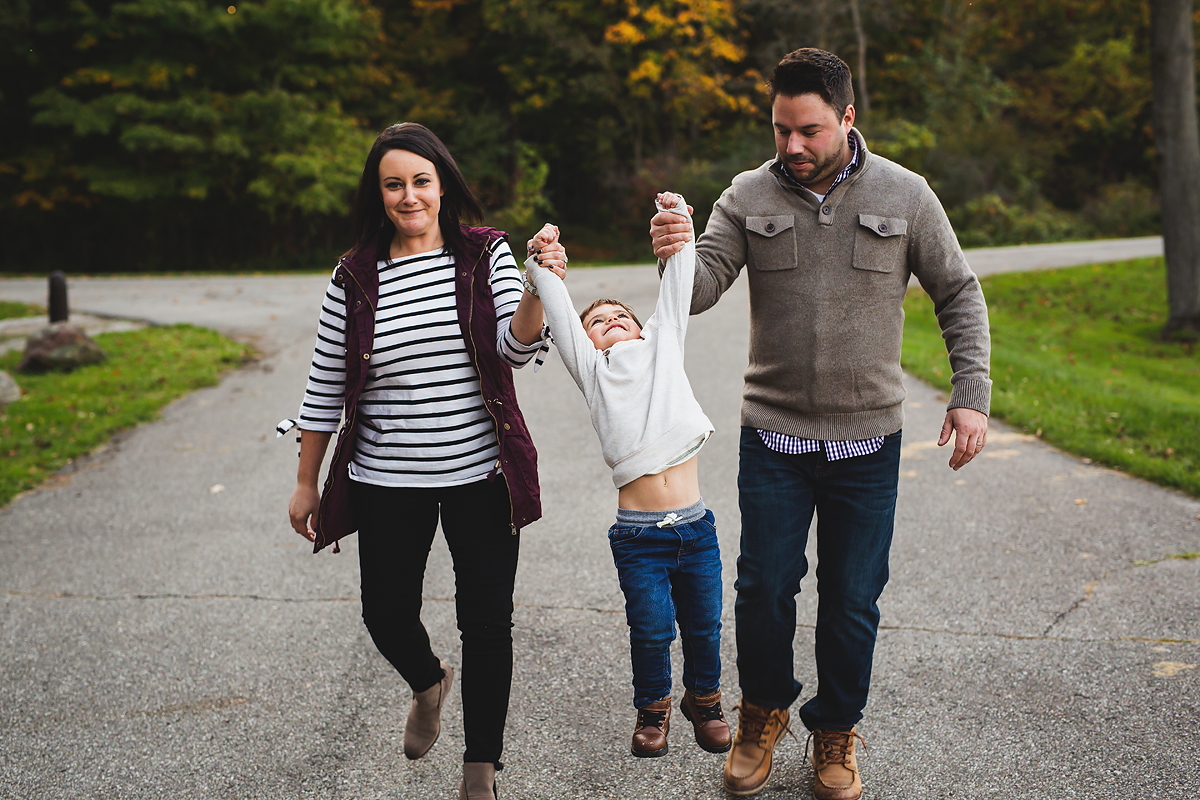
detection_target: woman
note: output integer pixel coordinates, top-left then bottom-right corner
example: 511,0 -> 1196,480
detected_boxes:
288,122 -> 566,800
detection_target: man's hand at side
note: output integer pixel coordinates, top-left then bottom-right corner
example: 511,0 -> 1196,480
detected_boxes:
938,407 -> 988,471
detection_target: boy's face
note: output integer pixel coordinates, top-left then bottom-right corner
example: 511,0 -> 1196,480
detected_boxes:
583,303 -> 642,350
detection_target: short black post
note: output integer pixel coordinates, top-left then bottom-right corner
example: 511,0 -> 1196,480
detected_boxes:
49,271 -> 68,323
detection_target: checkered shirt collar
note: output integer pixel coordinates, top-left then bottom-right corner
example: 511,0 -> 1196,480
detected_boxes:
772,128 -> 860,196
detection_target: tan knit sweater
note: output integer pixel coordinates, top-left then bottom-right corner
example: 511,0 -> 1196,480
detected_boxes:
690,129 -> 991,441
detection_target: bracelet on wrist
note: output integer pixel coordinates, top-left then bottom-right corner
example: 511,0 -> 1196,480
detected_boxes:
522,272 -> 539,297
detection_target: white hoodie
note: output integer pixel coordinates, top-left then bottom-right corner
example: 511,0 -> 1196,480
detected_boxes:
525,195 -> 714,488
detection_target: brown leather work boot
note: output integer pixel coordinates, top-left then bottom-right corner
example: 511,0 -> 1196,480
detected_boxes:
808,727 -> 866,800
722,700 -> 791,795
680,689 -> 731,753
631,698 -> 672,757
403,661 -> 453,760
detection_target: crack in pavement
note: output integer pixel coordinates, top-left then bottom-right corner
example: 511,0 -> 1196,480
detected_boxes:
877,622 -> 1199,645
5,589 -> 359,603
3,589 -> 623,615
1041,552 -> 1200,637
8,589 -> 1196,644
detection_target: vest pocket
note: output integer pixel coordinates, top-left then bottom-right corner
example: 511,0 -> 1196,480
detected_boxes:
852,214 -> 908,273
746,215 -> 797,271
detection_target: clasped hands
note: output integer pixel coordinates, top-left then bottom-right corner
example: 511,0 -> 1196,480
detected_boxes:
650,192 -> 694,260
526,223 -> 568,280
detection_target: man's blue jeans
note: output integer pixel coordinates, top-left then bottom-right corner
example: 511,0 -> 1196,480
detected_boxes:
608,509 -> 723,709
735,426 -> 901,731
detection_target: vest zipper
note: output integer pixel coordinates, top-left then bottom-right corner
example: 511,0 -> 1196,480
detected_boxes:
465,244 -> 519,536
316,262 -> 376,552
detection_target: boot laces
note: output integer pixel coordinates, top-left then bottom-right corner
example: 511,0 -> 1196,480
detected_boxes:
636,706 -> 668,730
805,728 -> 867,765
733,701 -> 796,747
687,695 -> 726,723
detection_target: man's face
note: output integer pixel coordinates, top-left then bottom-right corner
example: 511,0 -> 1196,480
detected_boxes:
772,92 -> 855,193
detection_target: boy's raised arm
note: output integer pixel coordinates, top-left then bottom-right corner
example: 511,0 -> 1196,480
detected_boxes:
524,252 -> 598,392
653,192 -> 697,335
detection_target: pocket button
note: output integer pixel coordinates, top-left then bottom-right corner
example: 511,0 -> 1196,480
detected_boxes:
822,206 -> 831,215
878,222 -> 889,233
765,222 -> 775,233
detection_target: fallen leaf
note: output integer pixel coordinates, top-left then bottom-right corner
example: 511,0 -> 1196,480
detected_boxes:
1074,498 -> 1087,505
1152,661 -> 1196,678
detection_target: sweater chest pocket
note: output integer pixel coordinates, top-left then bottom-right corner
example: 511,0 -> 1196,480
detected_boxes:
852,214 -> 908,273
745,215 -> 797,271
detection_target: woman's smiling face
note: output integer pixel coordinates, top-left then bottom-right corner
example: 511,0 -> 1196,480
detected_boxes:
379,149 -> 443,245
583,303 -> 642,350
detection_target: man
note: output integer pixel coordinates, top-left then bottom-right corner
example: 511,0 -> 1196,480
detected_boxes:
650,49 -> 990,800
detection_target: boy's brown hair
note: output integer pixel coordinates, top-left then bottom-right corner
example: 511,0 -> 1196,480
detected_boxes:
579,298 -> 642,328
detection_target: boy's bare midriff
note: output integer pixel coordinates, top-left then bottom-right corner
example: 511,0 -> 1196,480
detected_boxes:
616,455 -> 702,512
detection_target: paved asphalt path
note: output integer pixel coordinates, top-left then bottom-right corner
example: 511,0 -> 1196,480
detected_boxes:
1,236 -> 1197,799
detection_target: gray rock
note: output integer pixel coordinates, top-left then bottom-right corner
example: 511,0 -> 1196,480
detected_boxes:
16,322 -> 107,374
0,370 -> 19,406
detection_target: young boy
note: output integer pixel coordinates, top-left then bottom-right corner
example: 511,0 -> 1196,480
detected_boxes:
524,194 -> 729,758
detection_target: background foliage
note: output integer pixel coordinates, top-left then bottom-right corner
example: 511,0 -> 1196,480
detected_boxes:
0,0 -> 1181,271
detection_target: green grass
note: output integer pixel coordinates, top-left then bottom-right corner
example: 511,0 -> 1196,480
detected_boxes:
0,324 -> 255,507
0,300 -> 42,320
903,257 -> 1200,496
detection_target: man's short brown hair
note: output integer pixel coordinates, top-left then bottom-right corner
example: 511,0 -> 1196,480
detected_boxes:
579,298 -> 642,329
767,48 -> 854,117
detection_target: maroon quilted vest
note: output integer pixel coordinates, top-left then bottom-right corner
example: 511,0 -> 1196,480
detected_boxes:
312,226 -> 542,553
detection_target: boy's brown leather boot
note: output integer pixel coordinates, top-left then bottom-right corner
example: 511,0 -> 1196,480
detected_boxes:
680,689 -> 732,753
631,698 -> 672,757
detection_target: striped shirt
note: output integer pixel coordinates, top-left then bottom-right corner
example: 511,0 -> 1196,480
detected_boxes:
298,239 -> 542,486
763,132 -> 885,461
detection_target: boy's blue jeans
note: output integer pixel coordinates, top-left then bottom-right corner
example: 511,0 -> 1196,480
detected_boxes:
735,426 -> 901,732
608,506 -> 723,709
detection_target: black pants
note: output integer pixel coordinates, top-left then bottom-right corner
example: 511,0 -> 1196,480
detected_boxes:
352,477 -> 520,766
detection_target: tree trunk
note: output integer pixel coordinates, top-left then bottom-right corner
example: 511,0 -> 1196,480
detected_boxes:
1151,0 -> 1200,339
848,0 -> 870,117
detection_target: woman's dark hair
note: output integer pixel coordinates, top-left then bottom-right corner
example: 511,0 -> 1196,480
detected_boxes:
346,123 -> 484,261
768,48 -> 854,117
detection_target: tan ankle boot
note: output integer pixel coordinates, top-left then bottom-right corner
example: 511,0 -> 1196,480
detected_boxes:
458,762 -> 497,800
403,661 -> 453,760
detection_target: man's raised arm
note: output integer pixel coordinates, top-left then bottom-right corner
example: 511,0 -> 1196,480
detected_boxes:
650,189 -> 747,315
